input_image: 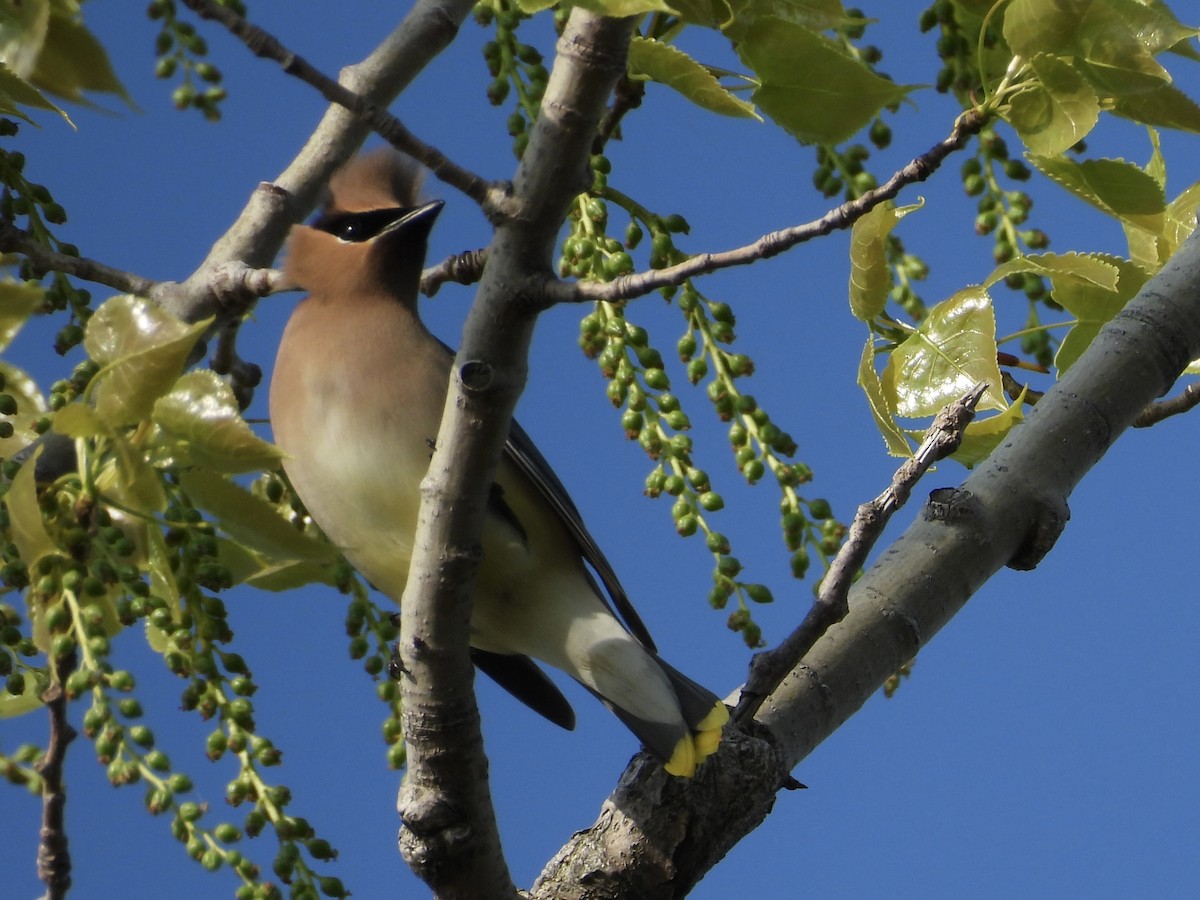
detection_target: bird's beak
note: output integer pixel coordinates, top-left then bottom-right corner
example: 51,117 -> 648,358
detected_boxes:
379,199 -> 444,240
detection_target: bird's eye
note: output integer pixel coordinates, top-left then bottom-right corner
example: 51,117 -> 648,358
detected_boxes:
311,207 -> 408,243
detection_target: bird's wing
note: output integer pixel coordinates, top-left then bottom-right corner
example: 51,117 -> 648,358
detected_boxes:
503,417 -> 657,652
470,648 -> 576,730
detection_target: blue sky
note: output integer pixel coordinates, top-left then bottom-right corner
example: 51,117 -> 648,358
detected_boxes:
2,3 -> 1198,898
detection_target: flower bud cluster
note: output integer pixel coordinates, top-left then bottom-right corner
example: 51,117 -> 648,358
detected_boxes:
147,1 -> 229,121
478,0 -> 550,159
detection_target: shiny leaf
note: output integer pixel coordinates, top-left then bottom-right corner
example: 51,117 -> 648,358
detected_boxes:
848,201 -> 922,322
985,251 -> 1120,291
1029,154 -> 1165,234
30,10 -> 133,105
857,339 -> 911,457
1051,255 -> 1148,372
84,295 -> 210,427
881,287 -> 1007,418
152,371 -> 282,474
5,446 -> 56,570
1005,55 -> 1100,156
0,281 -> 44,351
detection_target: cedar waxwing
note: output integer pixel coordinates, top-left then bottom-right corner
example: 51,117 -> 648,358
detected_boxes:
269,151 -> 727,776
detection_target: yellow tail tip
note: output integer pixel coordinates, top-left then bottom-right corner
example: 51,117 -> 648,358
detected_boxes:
663,702 -> 729,777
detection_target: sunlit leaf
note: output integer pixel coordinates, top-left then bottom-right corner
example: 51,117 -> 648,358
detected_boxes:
178,468 -> 338,568
4,446 -> 56,570
985,251 -> 1120,291
848,201 -> 922,322
628,37 -> 759,120
0,281 -> 44,351
152,371 -> 282,474
1052,255 -> 1148,373
881,287 -> 1007,418
0,687 -> 43,718
857,339 -> 912,457
216,536 -> 336,591
738,18 -> 913,145
145,526 -> 178,653
84,295 -> 210,427
1029,154 -> 1165,234
0,0 -> 49,78
1004,55 -> 1099,156
516,0 -> 674,13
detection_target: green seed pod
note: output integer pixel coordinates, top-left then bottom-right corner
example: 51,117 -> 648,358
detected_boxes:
717,555 -> 741,577
698,491 -> 724,512
665,410 -> 690,431
663,213 -> 689,234
671,498 -> 690,520
743,459 -> 765,483
644,367 -> 669,390
663,474 -> 685,496
687,358 -> 708,384
644,469 -> 665,496
675,514 -> 698,537
706,531 -> 731,554
745,583 -> 774,603
621,409 -> 643,438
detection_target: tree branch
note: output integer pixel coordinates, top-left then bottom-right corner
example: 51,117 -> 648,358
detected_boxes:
36,653 -> 77,900
535,108 -> 986,307
164,0 -> 478,327
733,381 -> 988,725
0,219 -> 159,296
1134,379 -> 1200,427
530,226 -> 1200,898
180,0 -> 510,218
395,10 -> 638,897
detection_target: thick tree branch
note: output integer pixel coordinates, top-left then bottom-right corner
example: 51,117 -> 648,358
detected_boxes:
1134,379 -> 1200,426
733,382 -> 988,725
530,229 -> 1200,897
395,10 -> 637,897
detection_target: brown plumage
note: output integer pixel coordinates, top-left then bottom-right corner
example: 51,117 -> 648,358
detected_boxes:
270,150 -> 727,775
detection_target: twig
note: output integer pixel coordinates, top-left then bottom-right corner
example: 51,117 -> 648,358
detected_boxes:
733,382 -> 989,725
180,0 -> 514,220
209,320 -> 264,410
420,247 -> 489,297
0,219 -> 159,297
537,108 -> 987,307
593,72 -> 645,155
36,652 -> 78,900
1134,380 -> 1200,427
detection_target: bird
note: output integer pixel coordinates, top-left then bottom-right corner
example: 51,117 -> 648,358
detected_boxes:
269,149 -> 727,776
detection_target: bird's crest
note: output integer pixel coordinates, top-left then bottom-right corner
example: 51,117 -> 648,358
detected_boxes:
324,148 -> 423,214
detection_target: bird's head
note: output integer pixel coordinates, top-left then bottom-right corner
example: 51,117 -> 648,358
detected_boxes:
284,149 -> 444,300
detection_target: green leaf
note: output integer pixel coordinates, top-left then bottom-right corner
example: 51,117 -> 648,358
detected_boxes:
215,536 -> 336,591
1051,255 -> 1148,372
0,687 -> 44,718
1029,154 -> 1165,233
857,339 -> 912,457
881,287 -> 1007,418
145,526 -> 178,653
0,59 -> 68,123
83,295 -> 210,428
1111,80 -> 1200,132
517,0 -> 674,14
737,17 -> 913,145
0,280 -> 44,351
848,201 -> 922,322
985,251 -> 1120,291
1005,0 -> 1179,97
30,10 -> 133,106
177,468 -> 338,569
5,446 -> 56,570
628,37 -> 759,120
152,371 -> 282,475
1004,55 -> 1099,156
0,0 -> 50,79
720,0 -> 849,42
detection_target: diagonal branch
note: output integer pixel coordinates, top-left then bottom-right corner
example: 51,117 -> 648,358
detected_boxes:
733,382 -> 988,725
535,108 -> 986,307
180,0 -> 511,218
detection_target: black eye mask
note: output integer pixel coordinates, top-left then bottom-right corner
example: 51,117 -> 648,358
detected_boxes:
310,207 -> 407,243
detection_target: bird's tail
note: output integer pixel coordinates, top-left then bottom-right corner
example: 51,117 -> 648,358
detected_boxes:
601,658 -> 729,778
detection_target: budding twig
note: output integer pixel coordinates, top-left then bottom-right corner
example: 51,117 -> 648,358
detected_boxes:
733,382 -> 989,725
